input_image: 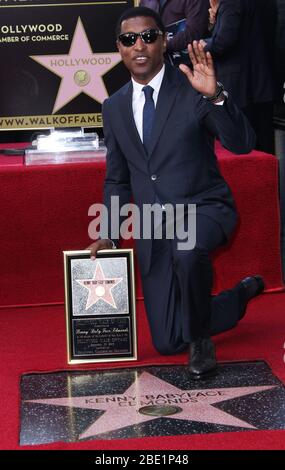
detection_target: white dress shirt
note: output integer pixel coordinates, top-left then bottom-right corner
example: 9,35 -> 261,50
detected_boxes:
132,64 -> 165,142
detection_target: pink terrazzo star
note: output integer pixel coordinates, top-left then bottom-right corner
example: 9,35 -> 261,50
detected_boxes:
30,17 -> 122,113
27,371 -> 276,440
76,261 -> 123,310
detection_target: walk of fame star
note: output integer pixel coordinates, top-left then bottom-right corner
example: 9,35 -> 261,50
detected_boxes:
76,262 -> 123,310
26,371 -> 277,441
30,17 -> 122,113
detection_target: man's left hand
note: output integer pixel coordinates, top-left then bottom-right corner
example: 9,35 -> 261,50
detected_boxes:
179,40 -> 217,98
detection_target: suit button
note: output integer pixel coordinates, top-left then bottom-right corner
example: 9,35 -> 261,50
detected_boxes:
151,174 -> 157,181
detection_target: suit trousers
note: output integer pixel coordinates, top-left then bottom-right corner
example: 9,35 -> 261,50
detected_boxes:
141,213 -> 243,355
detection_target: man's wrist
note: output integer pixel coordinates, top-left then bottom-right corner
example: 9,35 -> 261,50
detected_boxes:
203,82 -> 225,103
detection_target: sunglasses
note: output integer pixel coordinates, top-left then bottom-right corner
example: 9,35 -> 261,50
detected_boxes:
118,29 -> 164,47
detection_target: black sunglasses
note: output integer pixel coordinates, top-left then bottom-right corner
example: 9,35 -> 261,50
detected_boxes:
118,29 -> 164,47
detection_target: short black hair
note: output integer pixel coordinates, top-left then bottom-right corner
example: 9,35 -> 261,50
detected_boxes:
116,6 -> 165,38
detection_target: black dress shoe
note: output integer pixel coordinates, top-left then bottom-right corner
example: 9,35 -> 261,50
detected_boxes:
189,337 -> 217,379
238,275 -> 265,319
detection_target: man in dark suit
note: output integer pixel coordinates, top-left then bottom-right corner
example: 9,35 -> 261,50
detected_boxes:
140,0 -> 209,52
89,6 -> 264,379
201,0 -> 275,154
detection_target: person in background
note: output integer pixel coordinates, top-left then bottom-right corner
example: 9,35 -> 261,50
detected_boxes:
139,0 -> 210,53
208,0 -> 219,31
201,0 -> 276,154
89,7 -> 264,379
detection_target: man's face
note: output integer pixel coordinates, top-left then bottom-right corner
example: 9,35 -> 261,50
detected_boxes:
117,16 -> 167,84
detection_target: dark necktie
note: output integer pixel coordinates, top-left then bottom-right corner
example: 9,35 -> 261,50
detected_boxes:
142,85 -> 155,155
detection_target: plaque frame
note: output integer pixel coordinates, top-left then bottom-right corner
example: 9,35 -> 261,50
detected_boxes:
63,249 -> 137,364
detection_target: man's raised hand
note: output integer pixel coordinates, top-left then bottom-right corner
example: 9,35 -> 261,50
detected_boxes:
179,41 -> 217,98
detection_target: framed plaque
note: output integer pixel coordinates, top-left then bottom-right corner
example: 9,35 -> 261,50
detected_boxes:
63,249 -> 137,364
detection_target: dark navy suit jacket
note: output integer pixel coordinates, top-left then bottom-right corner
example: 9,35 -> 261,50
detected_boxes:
102,63 -> 255,274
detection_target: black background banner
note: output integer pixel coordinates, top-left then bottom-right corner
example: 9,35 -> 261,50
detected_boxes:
275,0 -> 285,123
0,0 -> 137,130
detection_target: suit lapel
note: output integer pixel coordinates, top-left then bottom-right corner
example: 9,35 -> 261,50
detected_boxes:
119,81 -> 147,157
148,64 -> 181,157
